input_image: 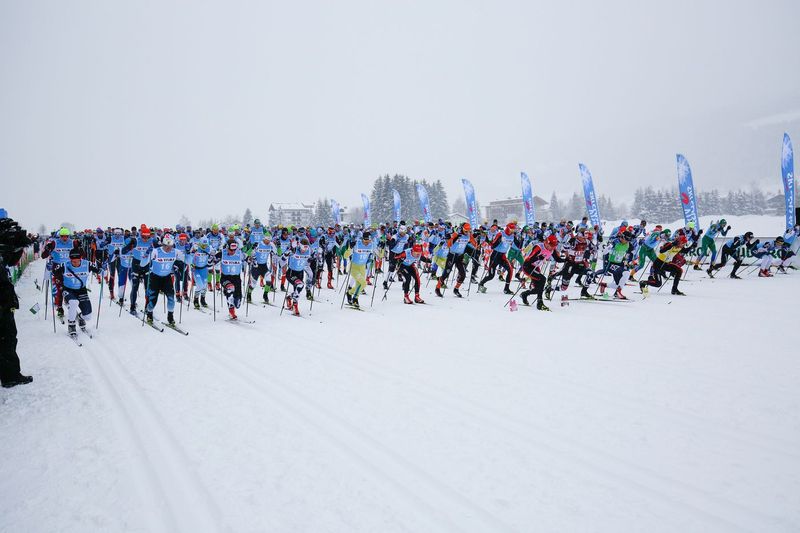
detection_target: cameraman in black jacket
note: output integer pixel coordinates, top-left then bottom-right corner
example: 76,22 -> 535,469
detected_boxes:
0,210 -> 33,388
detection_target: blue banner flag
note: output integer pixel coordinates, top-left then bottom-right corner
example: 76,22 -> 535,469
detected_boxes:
461,178 -> 478,227
360,193 -> 371,227
392,189 -> 402,223
677,154 -> 699,227
331,200 -> 341,225
782,133 -> 795,230
415,184 -> 431,223
520,172 -> 535,226
578,164 -> 601,227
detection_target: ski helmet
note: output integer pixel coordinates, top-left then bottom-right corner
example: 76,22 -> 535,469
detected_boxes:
462,222 -> 471,233
719,219 -> 727,226
162,235 -> 175,247
545,234 -> 558,248
744,231 -> 754,240
141,227 -> 152,237
58,228 -> 70,237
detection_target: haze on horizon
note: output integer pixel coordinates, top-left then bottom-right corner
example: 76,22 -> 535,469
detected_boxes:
2,0 -> 799,231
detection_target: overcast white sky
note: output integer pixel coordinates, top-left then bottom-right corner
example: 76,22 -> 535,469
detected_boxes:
2,0 -> 799,231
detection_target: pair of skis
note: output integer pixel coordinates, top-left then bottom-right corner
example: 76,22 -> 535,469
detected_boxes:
67,326 -> 93,347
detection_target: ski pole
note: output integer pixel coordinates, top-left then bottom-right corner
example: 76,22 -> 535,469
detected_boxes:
141,270 -> 151,327
118,270 -> 128,318
51,279 -> 57,333
340,265 -> 352,309
44,277 -> 50,321
503,278 -> 525,307
96,269 -> 104,329
211,262 -> 217,321
370,260 -> 380,307
244,261 -> 251,317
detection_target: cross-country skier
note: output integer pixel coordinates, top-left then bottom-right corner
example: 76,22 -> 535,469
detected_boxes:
55,248 -> 103,338
753,236 -> 783,277
598,229 -> 634,300
216,239 -> 245,319
41,227 -> 77,320
248,232 -> 277,303
189,239 -> 212,309
145,234 -> 183,325
284,237 -> 313,316
708,232 -> 755,279
121,226 -> 156,315
436,222 -> 477,298
518,234 -> 559,311
345,231 -> 375,309
640,234 -> 691,295
693,219 -> 730,270
395,243 -> 427,304
478,222 -> 516,295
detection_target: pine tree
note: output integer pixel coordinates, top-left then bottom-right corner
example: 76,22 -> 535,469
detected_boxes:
429,179 -> 449,221
567,192 -> 585,221
452,197 -> 466,216
242,208 -> 253,227
548,192 -> 562,221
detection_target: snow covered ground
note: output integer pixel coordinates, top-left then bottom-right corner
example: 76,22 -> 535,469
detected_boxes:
2,259 -> 799,532
607,214 -> 791,239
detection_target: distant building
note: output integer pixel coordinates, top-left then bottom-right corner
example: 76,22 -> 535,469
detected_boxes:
484,196 -> 548,225
268,203 -> 314,227
446,212 -> 468,225
766,194 -> 784,217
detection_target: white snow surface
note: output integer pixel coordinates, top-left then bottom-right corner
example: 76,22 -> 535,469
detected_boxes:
2,259 -> 799,532
606,214 -> 790,238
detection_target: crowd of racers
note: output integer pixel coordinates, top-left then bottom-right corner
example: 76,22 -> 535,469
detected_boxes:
36,216 -> 800,334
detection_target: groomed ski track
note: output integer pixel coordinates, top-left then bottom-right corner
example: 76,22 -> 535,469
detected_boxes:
2,260 -> 799,532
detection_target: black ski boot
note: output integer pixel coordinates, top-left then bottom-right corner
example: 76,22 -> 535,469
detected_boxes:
200,295 -> 208,307
520,291 -> 531,306
194,297 -> 201,309
435,287 -> 443,297
536,299 -> 550,311
503,285 -> 513,295
453,288 -> 462,298
671,289 -> 685,296
2,374 -> 33,388
729,273 -> 741,279
167,311 -> 175,325
68,321 -> 77,338
146,311 -> 154,324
